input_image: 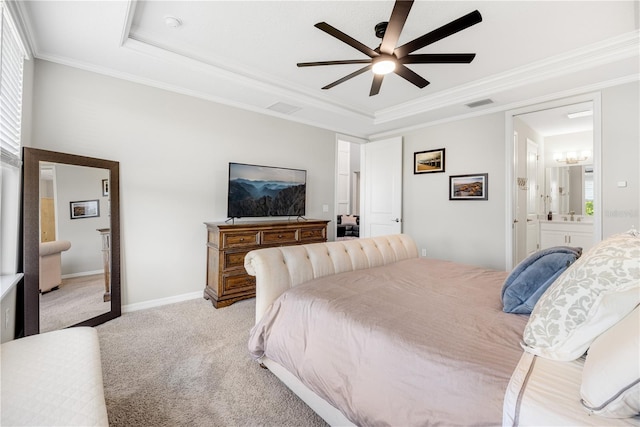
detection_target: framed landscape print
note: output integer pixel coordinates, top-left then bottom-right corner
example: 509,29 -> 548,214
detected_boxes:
70,200 -> 100,219
449,173 -> 488,200
414,148 -> 445,174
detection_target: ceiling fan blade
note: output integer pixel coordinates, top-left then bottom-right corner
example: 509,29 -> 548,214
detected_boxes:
297,59 -> 372,67
379,0 -> 413,55
394,64 -> 430,88
394,10 -> 482,58
322,64 -> 373,90
369,74 -> 384,96
315,22 -> 379,58
400,53 -> 476,64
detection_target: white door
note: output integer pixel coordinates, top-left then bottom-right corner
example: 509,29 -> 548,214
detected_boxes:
525,139 -> 540,256
361,136 -> 403,237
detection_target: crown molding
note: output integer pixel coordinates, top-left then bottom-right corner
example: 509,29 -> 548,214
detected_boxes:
7,0 -> 36,58
119,0 -> 138,47
124,36 -> 374,122
375,30 -> 640,125
33,51 -> 369,140
369,74 -> 638,140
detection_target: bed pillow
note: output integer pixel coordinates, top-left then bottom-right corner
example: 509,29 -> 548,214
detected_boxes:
501,246 -> 582,314
580,306 -> 640,418
341,215 -> 358,225
522,230 -> 640,361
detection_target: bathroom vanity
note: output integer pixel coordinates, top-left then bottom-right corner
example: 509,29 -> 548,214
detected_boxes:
540,220 -> 594,252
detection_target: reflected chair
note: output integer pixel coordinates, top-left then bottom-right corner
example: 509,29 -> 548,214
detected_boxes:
39,240 -> 71,293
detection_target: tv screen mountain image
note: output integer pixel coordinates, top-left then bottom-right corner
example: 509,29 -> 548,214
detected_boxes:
227,163 -> 307,217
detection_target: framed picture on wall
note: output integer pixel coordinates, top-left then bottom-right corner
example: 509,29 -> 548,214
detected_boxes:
102,179 -> 109,197
414,148 -> 445,174
449,173 -> 488,200
70,200 -> 100,219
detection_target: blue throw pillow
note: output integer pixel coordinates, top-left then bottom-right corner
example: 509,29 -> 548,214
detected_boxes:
502,246 -> 582,314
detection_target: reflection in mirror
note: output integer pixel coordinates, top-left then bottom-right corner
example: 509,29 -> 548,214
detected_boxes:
38,162 -> 111,332
545,165 -> 594,216
23,148 -> 120,336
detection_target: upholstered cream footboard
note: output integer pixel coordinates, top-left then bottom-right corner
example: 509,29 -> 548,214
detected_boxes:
244,233 -> 418,426
244,233 -> 418,323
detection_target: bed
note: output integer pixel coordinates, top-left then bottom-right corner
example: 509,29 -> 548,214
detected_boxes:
246,233 -> 640,426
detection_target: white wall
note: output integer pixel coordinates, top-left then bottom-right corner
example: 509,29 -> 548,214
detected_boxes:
29,60 -> 336,306
601,82 -> 640,236
401,113 -> 507,270
27,60 -> 639,306
399,80 -> 639,270
54,163 -> 110,276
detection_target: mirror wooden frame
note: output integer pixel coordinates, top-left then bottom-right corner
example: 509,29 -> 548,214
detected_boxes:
22,147 -> 121,336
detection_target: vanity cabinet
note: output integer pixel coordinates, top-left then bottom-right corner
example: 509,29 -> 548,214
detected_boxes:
540,221 -> 594,252
203,219 -> 329,308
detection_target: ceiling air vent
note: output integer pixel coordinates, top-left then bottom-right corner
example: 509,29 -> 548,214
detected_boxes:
267,102 -> 301,115
466,98 -> 494,108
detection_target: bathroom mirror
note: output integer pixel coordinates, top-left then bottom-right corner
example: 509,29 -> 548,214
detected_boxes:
22,148 -> 120,336
545,165 -> 593,216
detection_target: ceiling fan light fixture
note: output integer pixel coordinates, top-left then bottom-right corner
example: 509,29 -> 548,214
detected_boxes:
372,56 -> 396,75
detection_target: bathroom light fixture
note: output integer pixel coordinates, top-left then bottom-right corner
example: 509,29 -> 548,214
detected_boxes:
567,110 -> 592,119
554,150 -> 591,164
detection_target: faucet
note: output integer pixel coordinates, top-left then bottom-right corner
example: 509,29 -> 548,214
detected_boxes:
570,211 -> 575,221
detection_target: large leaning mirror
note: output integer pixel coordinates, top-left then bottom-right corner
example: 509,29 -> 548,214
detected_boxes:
23,148 -> 120,336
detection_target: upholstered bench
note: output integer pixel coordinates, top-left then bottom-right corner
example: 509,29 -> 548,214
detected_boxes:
0,327 -> 109,426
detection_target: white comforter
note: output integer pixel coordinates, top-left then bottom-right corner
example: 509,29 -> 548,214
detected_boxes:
249,258 -> 529,426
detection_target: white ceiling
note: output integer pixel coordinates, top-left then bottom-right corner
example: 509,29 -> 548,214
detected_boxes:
14,1 -> 640,138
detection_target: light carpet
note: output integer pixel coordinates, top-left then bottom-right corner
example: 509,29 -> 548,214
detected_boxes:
96,297 -> 328,427
40,274 -> 109,333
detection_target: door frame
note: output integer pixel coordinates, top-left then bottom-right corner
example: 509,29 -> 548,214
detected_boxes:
504,93 -> 602,270
334,134 -> 366,240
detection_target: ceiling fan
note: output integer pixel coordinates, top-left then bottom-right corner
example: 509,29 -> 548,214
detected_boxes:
297,0 -> 482,96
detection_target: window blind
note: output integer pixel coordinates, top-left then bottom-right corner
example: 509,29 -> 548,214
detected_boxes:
0,2 -> 26,167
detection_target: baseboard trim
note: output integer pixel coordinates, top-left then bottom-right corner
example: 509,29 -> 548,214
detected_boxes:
122,291 -> 202,313
62,270 -> 103,279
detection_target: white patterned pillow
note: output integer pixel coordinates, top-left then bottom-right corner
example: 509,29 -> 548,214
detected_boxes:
522,230 -> 640,361
580,306 -> 640,418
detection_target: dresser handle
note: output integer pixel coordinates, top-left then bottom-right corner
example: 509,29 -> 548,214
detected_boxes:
240,238 -> 245,241
278,234 -> 283,238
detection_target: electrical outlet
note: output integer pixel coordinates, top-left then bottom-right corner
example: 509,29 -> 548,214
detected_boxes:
5,308 -> 10,329
421,248 -> 427,257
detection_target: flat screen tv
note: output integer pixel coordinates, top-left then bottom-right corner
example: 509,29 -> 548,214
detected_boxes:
227,162 -> 307,218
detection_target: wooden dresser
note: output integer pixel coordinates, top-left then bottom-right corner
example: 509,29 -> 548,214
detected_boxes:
203,219 -> 329,308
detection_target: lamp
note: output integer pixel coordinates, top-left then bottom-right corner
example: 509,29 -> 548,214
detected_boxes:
554,150 -> 591,164
372,55 -> 396,75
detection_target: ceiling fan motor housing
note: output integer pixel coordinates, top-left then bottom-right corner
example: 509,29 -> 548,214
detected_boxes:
375,22 -> 388,39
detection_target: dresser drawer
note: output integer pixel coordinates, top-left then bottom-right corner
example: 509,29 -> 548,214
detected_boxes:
261,229 -> 298,245
223,250 -> 249,270
300,227 -> 326,242
221,231 -> 259,249
222,273 -> 255,294
205,220 -> 328,308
